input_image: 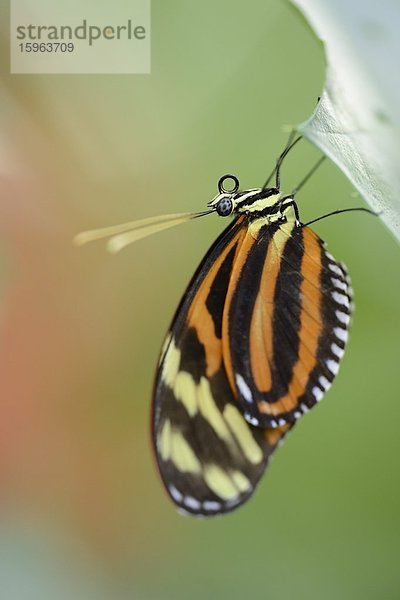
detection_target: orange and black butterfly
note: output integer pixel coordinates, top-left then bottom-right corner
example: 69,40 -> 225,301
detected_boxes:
75,134 -> 374,517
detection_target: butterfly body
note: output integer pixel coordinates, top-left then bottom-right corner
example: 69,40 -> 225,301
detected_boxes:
152,180 -> 352,516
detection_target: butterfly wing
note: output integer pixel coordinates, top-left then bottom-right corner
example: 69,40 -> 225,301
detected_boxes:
222,221 -> 352,427
152,216 -> 292,516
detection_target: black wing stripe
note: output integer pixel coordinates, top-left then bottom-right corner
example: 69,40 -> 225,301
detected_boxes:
227,224 -> 305,407
205,244 -> 237,339
269,228 -> 304,399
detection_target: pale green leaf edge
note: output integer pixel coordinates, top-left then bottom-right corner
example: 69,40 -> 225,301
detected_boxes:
290,0 -> 400,242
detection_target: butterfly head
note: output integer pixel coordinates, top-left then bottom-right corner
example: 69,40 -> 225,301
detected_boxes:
207,174 -> 240,217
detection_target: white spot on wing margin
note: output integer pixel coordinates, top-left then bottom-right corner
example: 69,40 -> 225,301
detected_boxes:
235,374 -> 253,403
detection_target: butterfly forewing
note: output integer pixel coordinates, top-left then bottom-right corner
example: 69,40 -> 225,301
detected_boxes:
152,216 -> 292,516
223,222 -> 353,427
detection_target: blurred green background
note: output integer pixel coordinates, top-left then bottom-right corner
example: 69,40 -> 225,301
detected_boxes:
0,1 -> 399,599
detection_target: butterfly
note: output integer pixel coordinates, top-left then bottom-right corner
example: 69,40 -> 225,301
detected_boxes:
75,133 -> 375,517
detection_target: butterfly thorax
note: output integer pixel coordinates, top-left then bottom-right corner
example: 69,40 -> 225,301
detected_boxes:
209,184 -> 299,231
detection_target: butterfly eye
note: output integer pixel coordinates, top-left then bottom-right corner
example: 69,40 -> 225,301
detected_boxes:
216,197 -> 234,217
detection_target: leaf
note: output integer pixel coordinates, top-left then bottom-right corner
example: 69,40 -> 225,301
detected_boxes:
291,0 -> 400,241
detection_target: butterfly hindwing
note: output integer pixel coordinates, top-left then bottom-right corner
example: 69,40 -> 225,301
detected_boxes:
152,216 -> 292,515
222,221 -> 353,427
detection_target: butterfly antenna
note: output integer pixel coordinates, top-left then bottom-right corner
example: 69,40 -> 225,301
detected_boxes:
302,207 -> 380,228
291,155 -> 326,196
263,131 -> 302,190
